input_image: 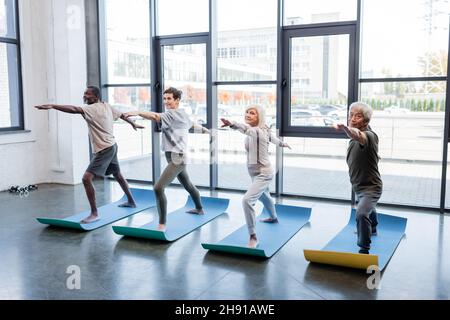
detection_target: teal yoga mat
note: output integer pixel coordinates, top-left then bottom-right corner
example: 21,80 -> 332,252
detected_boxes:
113,196 -> 230,242
37,188 -> 156,231
202,204 -> 311,258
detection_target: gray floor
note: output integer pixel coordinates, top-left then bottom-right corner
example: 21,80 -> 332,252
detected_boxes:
0,180 -> 449,300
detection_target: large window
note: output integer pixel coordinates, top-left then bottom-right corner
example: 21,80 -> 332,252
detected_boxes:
157,0 -> 209,36
0,0 -> 22,131
360,81 -> 446,208
100,0 -> 152,181
217,0 -> 277,81
98,0 -> 450,211
361,0 -> 448,79
217,85 -> 277,192
360,0 -> 449,208
160,42 -> 210,187
282,137 -> 351,200
284,0 -> 357,25
103,0 -> 150,84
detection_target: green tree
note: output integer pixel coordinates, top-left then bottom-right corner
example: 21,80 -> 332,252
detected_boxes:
429,99 -> 435,112
417,99 -> 423,111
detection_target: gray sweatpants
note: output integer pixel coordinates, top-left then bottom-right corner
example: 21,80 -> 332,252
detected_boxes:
355,189 -> 382,251
154,152 -> 203,224
242,173 -> 277,236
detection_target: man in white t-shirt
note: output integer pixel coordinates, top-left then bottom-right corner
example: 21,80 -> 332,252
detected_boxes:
35,86 -> 144,224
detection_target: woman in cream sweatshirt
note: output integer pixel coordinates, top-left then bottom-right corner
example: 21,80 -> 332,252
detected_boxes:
221,105 -> 291,248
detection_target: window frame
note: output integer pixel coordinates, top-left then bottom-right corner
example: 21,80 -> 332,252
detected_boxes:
0,0 -> 24,132
281,22 -> 358,138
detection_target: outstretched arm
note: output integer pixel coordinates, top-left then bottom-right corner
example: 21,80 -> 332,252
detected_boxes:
268,131 -> 291,149
35,104 -> 84,114
120,114 -> 145,131
332,123 -> 367,145
123,111 -> 160,122
191,123 -> 210,134
220,118 -> 250,134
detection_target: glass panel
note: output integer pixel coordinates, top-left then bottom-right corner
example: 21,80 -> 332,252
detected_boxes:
162,43 -> 209,186
217,85 -> 277,192
361,0 -> 449,78
282,137 -> 352,200
104,0 -> 150,84
108,86 -> 153,181
0,43 -> 20,128
290,34 -> 349,127
157,0 -> 209,35
446,146 -> 450,210
217,0 -> 277,81
160,133 -> 210,187
360,81 -> 446,207
284,0 -> 357,25
0,0 -> 16,38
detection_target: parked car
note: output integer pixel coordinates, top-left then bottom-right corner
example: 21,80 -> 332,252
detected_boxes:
291,110 -> 324,127
327,108 -> 348,120
291,104 -> 320,111
318,104 -> 346,115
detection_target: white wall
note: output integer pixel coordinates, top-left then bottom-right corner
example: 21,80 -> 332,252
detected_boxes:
0,0 -> 90,191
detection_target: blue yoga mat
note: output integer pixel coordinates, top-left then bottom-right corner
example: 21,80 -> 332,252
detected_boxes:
37,188 -> 156,231
202,204 -> 312,258
304,209 -> 407,270
113,196 -> 230,242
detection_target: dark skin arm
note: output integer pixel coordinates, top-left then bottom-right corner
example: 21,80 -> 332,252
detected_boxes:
120,114 -> 145,131
36,104 -> 145,130
34,104 -> 84,114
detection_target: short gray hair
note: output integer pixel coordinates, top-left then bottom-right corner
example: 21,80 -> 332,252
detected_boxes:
349,102 -> 373,122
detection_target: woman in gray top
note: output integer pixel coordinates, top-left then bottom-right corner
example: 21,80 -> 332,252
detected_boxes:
124,87 -> 209,232
221,105 -> 290,248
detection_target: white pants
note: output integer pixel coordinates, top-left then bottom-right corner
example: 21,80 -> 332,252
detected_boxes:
242,173 -> 277,235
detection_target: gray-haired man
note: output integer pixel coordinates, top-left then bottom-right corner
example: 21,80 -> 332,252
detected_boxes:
333,102 -> 383,254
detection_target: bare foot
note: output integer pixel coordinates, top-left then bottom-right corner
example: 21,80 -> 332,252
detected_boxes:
80,214 -> 100,224
157,224 -> 166,232
118,202 -> 136,208
186,208 -> 205,215
260,217 -> 279,223
248,235 -> 258,248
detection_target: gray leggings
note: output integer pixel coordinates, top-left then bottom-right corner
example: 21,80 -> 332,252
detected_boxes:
355,189 -> 382,250
154,152 -> 203,224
